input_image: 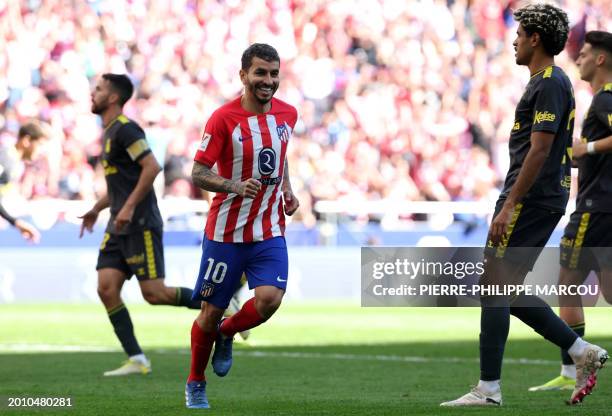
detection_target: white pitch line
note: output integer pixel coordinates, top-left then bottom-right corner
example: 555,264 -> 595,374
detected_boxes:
230,350 -> 558,366
0,344 -> 558,366
0,344 -> 117,353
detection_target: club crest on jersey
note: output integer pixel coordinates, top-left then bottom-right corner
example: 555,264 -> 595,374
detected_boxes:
200,282 -> 214,298
276,122 -> 291,143
258,147 -> 276,176
199,133 -> 212,150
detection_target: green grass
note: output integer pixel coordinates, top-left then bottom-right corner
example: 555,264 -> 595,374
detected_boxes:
0,303 -> 610,415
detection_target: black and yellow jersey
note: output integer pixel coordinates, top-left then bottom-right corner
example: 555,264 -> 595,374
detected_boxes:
576,83 -> 612,212
102,114 -> 163,235
500,65 -> 575,212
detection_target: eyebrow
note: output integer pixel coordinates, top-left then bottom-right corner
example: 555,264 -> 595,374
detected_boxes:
254,68 -> 279,73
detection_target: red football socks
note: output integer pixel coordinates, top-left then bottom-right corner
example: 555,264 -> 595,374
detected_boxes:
187,320 -> 217,383
220,297 -> 265,337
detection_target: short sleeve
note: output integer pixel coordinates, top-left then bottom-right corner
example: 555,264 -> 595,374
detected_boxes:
593,93 -> 612,134
117,123 -> 152,162
194,110 -> 227,167
531,78 -> 566,134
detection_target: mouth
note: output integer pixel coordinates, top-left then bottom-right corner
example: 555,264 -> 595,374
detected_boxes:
256,85 -> 274,95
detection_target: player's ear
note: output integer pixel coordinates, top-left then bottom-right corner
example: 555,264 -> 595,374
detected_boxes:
107,90 -> 120,106
239,68 -> 247,85
595,51 -> 606,68
531,32 -> 540,48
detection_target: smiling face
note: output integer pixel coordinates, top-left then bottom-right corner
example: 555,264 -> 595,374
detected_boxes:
513,24 -> 536,66
240,56 -> 280,106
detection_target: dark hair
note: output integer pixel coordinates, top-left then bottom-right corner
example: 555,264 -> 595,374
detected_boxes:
18,121 -> 45,140
241,43 -> 280,70
514,3 -> 569,56
585,31 -> 612,55
102,73 -> 134,106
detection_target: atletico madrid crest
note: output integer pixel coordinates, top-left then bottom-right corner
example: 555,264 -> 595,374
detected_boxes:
200,282 -> 215,298
276,123 -> 290,143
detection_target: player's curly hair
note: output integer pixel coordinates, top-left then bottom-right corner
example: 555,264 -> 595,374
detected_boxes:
513,3 -> 569,57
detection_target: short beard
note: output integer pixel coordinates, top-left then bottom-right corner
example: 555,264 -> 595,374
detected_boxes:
91,103 -> 106,115
248,83 -> 276,105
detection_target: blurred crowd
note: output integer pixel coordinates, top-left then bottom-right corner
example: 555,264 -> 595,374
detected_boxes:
0,0 -> 611,227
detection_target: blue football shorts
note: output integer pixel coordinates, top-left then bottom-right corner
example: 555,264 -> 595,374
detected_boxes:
191,236 -> 289,309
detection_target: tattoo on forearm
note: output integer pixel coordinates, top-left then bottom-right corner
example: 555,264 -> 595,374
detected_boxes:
192,163 -> 239,194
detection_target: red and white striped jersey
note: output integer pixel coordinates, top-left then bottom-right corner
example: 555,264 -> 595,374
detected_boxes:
194,96 -> 298,243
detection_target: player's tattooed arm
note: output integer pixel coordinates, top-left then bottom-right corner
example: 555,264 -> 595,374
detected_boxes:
192,161 -> 261,199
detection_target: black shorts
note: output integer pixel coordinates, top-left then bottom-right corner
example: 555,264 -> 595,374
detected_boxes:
484,201 -> 563,270
96,227 -> 165,280
560,212 -> 612,271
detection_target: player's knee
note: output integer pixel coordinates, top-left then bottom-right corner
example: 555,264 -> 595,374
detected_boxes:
255,295 -> 282,319
197,305 -> 223,332
142,290 -> 164,305
97,285 -> 120,303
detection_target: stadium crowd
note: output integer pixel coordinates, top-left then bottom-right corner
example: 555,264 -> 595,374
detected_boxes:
0,0 -> 610,227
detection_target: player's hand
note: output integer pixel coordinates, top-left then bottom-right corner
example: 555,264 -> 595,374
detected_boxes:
572,140 -> 587,160
237,178 -> 262,199
283,188 -> 299,216
489,203 -> 514,245
114,204 -> 135,232
78,209 -> 99,238
14,219 -> 41,243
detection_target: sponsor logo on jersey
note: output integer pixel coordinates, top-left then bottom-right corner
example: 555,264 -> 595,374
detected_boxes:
259,177 -> 282,185
126,253 -> 145,265
561,175 -> 571,189
258,147 -> 276,176
534,111 -> 556,124
512,122 -> 520,131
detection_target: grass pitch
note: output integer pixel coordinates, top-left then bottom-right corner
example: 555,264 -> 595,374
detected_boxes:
0,303 -> 610,415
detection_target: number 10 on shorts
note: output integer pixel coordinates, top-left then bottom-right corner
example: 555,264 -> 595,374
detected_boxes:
203,258 -> 227,283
